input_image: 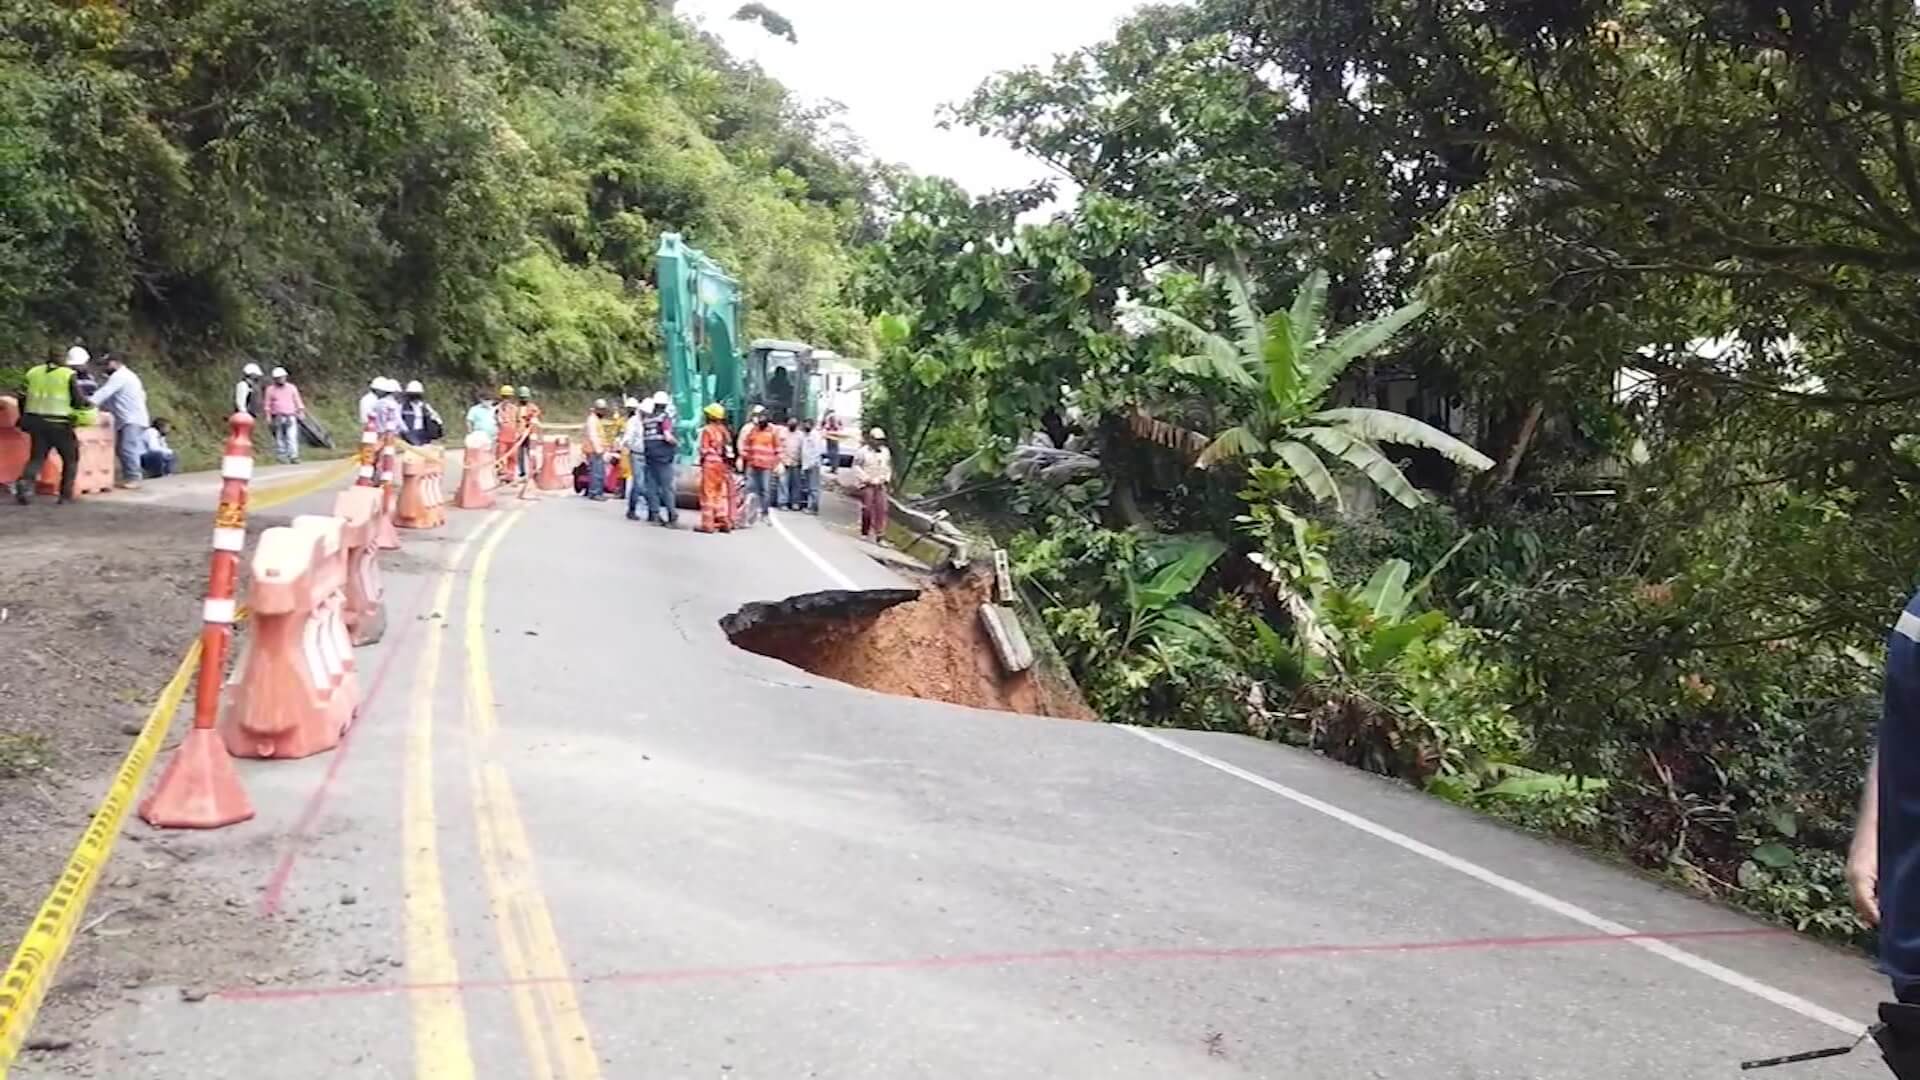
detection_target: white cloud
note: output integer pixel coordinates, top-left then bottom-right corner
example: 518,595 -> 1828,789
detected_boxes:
678,0 -> 1160,196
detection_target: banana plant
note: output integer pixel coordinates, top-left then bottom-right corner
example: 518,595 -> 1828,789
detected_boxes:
1134,266 -> 1494,508
1120,534 -> 1229,652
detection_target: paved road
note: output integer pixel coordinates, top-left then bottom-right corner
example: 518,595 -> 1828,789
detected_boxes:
16,469 -> 1895,1078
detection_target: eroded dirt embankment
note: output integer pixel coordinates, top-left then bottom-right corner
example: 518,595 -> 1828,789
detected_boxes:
723,570 -> 1093,720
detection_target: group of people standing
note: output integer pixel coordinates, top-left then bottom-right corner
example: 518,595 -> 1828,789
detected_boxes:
691,405 -> 891,537
354,376 -> 444,449
12,345 -> 177,505
469,384 -> 542,484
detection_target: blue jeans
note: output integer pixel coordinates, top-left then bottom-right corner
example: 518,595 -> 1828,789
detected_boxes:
270,415 -> 299,464
587,453 -> 607,497
746,467 -> 772,511
787,463 -> 815,510
141,449 -> 175,478
115,421 -> 147,483
643,459 -> 676,521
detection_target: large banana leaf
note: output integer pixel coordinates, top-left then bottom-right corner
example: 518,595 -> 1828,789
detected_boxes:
1262,310 -> 1299,408
1288,270 -> 1329,353
1196,425 -> 1265,468
1296,426 -> 1426,508
1139,305 -> 1257,388
1312,407 -> 1494,471
1359,558 -> 1412,621
1272,438 -> 1341,507
1147,603 -> 1234,652
1298,299 -> 1429,404
1134,535 -> 1227,611
1364,610 -> 1447,668
1130,410 -> 1211,456
1223,269 -> 1266,366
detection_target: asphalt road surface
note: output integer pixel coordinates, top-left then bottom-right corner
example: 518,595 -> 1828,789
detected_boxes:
14,465 -> 1894,1079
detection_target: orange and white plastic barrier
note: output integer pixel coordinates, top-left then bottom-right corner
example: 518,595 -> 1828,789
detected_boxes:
334,486 -> 386,645
396,446 -> 446,529
536,436 -> 568,491
219,515 -> 357,760
34,416 -> 116,497
0,395 -> 27,487
456,433 -> 494,510
140,414 -> 257,829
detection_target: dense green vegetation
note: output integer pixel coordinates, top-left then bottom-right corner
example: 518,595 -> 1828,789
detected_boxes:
0,0 -> 872,414
861,0 -> 1920,939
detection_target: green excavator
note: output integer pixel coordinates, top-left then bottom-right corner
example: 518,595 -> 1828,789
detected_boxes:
655,232 -> 820,503
655,233 -> 821,443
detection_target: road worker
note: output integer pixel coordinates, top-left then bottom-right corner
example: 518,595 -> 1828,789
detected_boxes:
400,380 -> 443,446
264,366 -> 307,464
356,376 -> 379,427
494,384 -> 521,484
12,345 -> 90,505
740,408 -> 781,514
582,398 -> 618,500
517,386 -> 541,478
90,351 -> 151,488
697,403 -> 736,533
236,362 -> 264,417
855,426 -> 893,540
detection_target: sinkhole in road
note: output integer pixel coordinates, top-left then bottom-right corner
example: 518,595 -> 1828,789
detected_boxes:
720,570 -> 1094,720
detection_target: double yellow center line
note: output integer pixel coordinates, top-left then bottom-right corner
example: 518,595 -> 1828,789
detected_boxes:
404,509 -> 601,1079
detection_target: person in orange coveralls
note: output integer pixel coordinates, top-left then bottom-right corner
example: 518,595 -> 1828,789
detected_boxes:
697,403 -> 736,533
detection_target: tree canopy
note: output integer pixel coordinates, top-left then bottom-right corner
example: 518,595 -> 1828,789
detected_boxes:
0,0 -> 874,386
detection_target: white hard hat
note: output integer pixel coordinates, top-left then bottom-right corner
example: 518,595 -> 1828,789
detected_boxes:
405,380 -> 424,394
651,391 -> 669,405
242,362 -> 263,377
368,376 -> 381,388
378,377 -> 398,393
270,366 -> 288,378
638,399 -> 656,416
593,398 -> 607,409
869,426 -> 886,440
65,346 -> 90,367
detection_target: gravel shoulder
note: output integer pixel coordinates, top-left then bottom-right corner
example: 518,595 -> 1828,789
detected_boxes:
0,501 -> 300,1068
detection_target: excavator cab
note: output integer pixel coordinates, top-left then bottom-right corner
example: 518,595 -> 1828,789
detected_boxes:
746,339 -> 818,423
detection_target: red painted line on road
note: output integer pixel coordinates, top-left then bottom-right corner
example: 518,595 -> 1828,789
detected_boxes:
257,572 -> 434,917
215,926 -> 1789,1002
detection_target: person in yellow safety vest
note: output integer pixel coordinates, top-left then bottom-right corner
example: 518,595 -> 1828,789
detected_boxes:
13,346 -> 92,505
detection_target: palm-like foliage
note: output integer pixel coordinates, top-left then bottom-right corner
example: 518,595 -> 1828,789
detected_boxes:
1136,267 -> 1493,508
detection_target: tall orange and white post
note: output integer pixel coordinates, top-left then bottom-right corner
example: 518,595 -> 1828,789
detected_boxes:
373,432 -> 402,551
354,417 -> 378,487
140,413 -> 257,829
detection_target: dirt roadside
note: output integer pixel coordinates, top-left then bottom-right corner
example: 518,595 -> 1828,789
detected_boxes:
0,502 -> 300,1067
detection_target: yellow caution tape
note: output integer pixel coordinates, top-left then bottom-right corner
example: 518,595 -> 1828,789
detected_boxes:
0,460 -> 340,1074
0,638 -> 200,1072
252,459 -> 357,511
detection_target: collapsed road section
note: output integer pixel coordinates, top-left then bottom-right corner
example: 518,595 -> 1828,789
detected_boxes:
721,569 -> 1093,720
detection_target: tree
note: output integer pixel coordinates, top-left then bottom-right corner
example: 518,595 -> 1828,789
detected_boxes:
1136,265 -> 1492,508
731,3 -> 796,43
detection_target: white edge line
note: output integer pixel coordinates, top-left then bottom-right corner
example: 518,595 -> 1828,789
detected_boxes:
1122,726 -> 1867,1037
769,511 -> 858,591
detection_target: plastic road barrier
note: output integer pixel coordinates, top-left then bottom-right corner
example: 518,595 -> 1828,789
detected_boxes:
334,486 -> 387,646
456,432 -> 495,510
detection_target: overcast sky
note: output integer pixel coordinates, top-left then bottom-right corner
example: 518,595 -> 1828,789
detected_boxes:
678,0 -> 1156,196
